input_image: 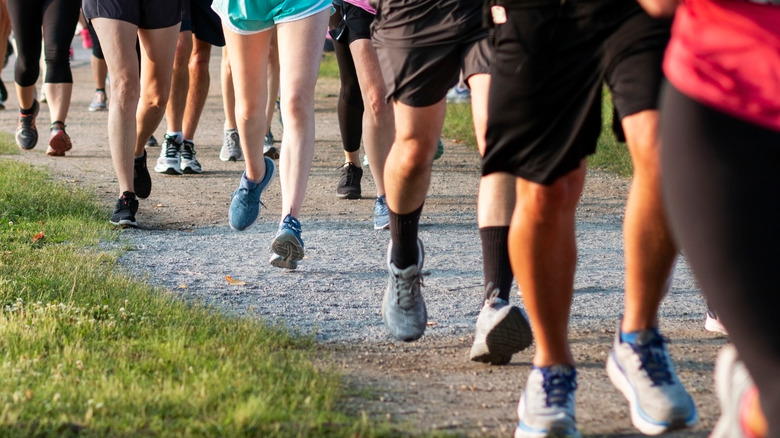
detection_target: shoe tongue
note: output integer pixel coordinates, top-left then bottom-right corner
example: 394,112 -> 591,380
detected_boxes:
548,364 -> 573,376
635,329 -> 661,346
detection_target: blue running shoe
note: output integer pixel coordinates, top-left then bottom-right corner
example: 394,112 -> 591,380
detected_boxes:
228,157 -> 275,231
270,214 -> 304,269
434,138 -> 444,160
374,195 -> 389,230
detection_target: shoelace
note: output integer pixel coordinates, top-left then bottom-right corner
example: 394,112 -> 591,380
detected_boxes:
540,367 -> 578,408
392,268 -> 422,309
281,214 -> 301,234
632,335 -> 675,386
182,143 -> 195,160
226,131 -> 240,153
163,135 -> 181,158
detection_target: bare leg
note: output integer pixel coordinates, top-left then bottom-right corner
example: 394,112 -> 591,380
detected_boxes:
264,28 -> 279,136
43,82 -> 72,124
165,30 -> 193,134
275,9 -> 329,218
91,56 -> 108,90
509,164 -> 586,367
220,46 -> 236,131
349,38 -> 393,196
620,110 -> 677,333
182,36 -> 212,140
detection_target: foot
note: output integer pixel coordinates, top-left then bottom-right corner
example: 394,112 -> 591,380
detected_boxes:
515,365 -> 580,438
606,327 -> 698,435
180,140 -> 202,174
15,100 -> 39,150
382,239 -> 427,342
336,162 -> 362,199
711,344 -> 755,438
109,191 -> 139,228
220,129 -> 243,162
145,135 -> 159,147
704,306 -> 728,335
228,157 -> 275,231
270,214 -> 305,270
47,121 -> 73,156
88,90 -> 107,112
263,132 -> 279,159
154,134 -> 183,175
470,284 -> 533,365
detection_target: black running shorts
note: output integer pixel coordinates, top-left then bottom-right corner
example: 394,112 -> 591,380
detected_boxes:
180,0 -> 225,46
482,0 -> 670,184
372,0 -> 490,107
83,0 -> 183,30
329,1 -> 373,45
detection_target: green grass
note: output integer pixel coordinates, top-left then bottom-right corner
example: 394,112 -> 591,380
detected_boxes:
0,159 -> 393,437
0,132 -> 18,155
319,52 -> 340,80
442,87 -> 634,177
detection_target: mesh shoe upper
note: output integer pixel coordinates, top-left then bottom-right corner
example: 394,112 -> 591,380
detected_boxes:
228,158 -> 276,231
336,162 -> 362,199
16,100 -> 39,150
270,214 -> 305,270
373,195 -> 389,230
154,134 -> 183,175
470,284 -> 533,365
133,150 -> 152,199
382,239 -> 427,342
180,140 -> 202,174
110,191 -> 139,227
516,365 -> 581,438
606,328 -> 698,435
220,129 -> 243,162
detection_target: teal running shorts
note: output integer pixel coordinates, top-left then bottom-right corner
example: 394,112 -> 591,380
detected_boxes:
212,0 -> 331,34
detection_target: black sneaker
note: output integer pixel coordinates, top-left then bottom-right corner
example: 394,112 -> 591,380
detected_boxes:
110,192 -> 139,227
134,151 -> 152,199
336,162 -> 362,199
146,135 -> 159,147
16,100 -> 39,150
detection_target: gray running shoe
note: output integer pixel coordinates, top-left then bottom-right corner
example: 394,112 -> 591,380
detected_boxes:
154,134 -> 183,175
15,99 -> 39,150
220,129 -> 243,162
180,140 -> 202,174
606,327 -> 698,435
373,195 -> 389,230
516,365 -> 581,438
88,90 -> 107,112
470,284 -> 533,365
146,135 -> 159,147
382,239 -> 426,342
269,214 -> 305,270
705,306 -> 728,335
711,344 -> 754,438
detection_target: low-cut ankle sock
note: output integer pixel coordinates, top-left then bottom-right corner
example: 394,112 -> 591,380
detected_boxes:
480,226 -> 513,303
166,131 -> 183,143
389,204 -> 423,269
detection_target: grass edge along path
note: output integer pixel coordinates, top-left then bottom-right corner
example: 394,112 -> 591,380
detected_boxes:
0,150 -> 403,436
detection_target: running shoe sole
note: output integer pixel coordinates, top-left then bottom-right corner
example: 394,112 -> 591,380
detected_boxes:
270,232 -> 304,270
470,306 -> 533,365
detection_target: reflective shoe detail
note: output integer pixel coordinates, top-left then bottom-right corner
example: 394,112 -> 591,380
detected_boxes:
434,138 -> 444,160
382,239 -> 426,342
154,134 -> 183,175
336,162 -> 362,199
228,157 -> 275,231
47,121 -> 72,156
373,195 -> 390,230
515,365 -> 580,438
16,100 -> 39,150
606,328 -> 698,435
133,150 -> 152,199
88,90 -> 107,112
270,214 -> 305,269
180,140 -> 202,174
470,284 -> 533,365
705,307 -> 728,336
110,191 -> 139,227
146,135 -> 159,147
220,129 -> 243,162
711,344 -> 754,438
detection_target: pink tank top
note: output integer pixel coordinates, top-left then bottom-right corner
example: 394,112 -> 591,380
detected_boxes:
344,0 -> 376,15
664,0 -> 780,131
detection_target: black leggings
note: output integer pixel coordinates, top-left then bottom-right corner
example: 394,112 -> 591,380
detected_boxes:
330,4 -> 364,154
6,0 -> 81,86
660,84 -> 780,436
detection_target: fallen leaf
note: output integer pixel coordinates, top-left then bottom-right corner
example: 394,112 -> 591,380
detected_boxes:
31,232 -> 45,243
178,284 -> 187,289
154,204 -> 164,208
426,321 -> 438,327
225,276 -> 246,286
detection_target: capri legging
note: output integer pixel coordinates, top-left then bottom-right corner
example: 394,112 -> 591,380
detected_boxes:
329,3 -> 364,154
660,84 -> 780,435
6,0 -> 81,86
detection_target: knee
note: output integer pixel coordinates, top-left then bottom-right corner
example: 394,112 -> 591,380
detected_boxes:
518,173 -> 583,221
279,91 -> 312,123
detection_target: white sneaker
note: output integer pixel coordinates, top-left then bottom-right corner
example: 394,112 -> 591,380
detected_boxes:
515,365 -> 580,438
382,239 -> 426,342
220,129 -> 243,162
180,140 -> 202,174
470,284 -> 533,365
705,307 -> 728,335
606,328 -> 698,435
711,344 -> 754,438
154,134 -> 183,175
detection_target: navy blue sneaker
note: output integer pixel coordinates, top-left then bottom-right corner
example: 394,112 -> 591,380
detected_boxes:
228,157 -> 275,231
270,214 -> 304,269
374,195 -> 389,230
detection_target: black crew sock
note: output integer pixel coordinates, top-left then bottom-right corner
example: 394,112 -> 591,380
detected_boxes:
480,226 -> 513,303
389,204 -> 423,269
20,100 -> 37,115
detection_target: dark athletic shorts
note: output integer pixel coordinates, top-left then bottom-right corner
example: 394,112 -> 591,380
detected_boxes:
372,0 -> 491,107
83,0 -> 183,30
482,0 -> 670,184
329,2 -> 372,45
180,0 -> 226,46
